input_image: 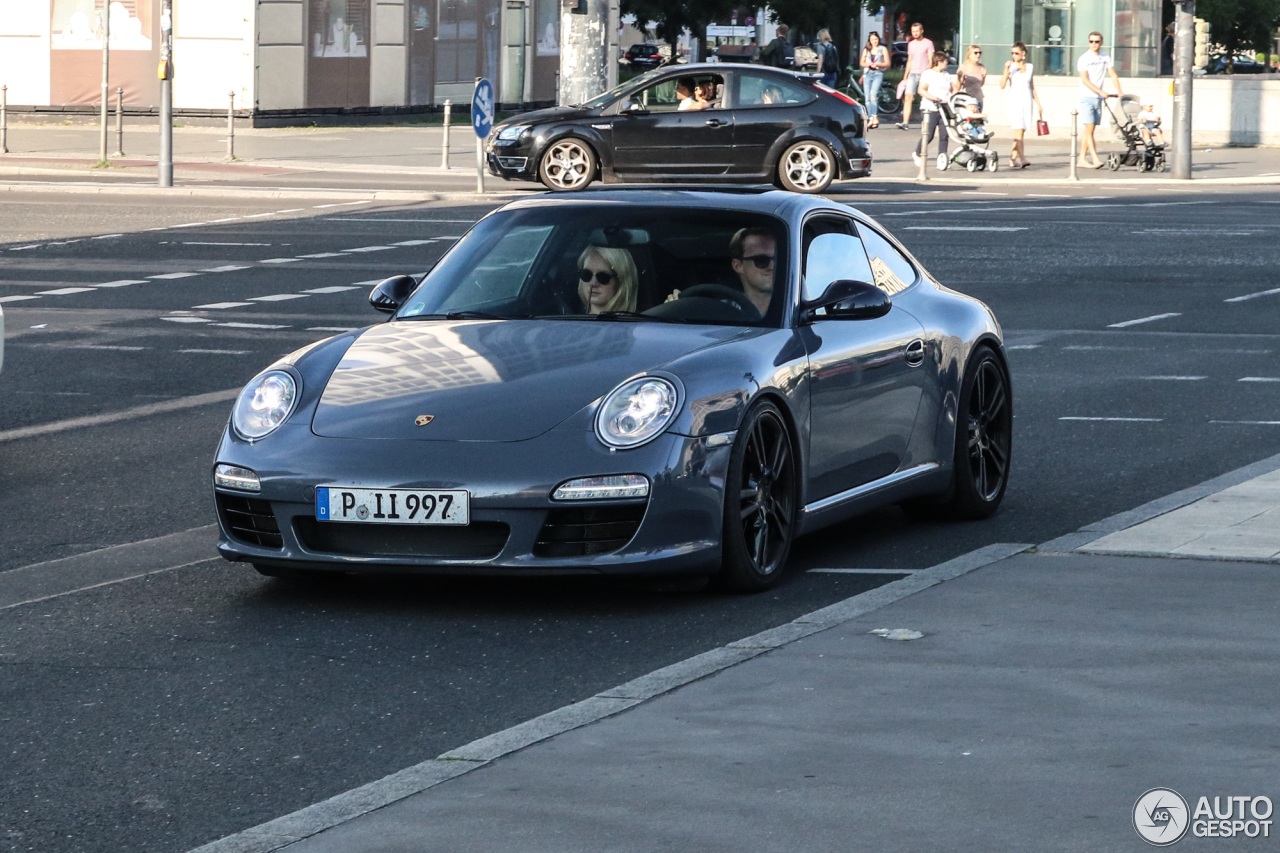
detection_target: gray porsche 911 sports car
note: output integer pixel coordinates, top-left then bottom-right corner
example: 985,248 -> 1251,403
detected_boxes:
212,188 -> 1011,591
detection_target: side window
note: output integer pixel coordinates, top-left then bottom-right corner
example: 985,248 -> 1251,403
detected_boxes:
637,79 -> 681,112
856,224 -> 918,295
736,72 -> 816,107
802,217 -> 874,301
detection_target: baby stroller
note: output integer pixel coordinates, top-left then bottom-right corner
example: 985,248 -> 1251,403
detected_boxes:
1104,94 -> 1166,172
935,93 -> 998,173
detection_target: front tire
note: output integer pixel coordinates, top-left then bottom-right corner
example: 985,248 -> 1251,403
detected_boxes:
718,401 -> 798,592
538,138 -> 596,191
777,141 -> 835,194
948,346 -> 1012,518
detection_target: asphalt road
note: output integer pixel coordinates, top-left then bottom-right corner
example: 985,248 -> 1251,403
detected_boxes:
1,185 -> 1278,853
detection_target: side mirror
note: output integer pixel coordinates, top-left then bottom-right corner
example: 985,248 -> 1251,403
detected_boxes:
621,100 -> 648,116
369,274 -> 417,314
801,280 -> 891,323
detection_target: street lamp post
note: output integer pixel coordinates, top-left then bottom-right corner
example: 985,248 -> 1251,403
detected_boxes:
1171,0 -> 1195,179
99,0 -> 111,164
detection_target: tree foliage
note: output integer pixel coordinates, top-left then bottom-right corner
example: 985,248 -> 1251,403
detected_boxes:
1197,0 -> 1280,58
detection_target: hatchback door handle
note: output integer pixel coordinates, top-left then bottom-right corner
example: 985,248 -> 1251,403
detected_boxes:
705,119 -> 726,127
905,339 -> 926,367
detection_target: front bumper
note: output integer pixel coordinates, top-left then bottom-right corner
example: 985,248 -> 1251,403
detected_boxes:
486,137 -> 539,181
213,425 -> 732,577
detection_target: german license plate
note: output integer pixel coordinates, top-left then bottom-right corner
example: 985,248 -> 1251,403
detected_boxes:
316,487 -> 469,525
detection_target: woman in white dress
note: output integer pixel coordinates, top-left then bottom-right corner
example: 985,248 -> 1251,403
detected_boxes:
999,41 -> 1044,168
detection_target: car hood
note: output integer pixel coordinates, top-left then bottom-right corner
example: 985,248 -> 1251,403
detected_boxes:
311,320 -> 744,442
503,106 -> 595,127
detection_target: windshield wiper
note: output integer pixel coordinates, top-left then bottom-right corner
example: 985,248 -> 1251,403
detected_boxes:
399,311 -> 511,321
594,311 -> 687,324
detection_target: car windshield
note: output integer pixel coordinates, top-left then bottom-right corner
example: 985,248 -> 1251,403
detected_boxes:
394,205 -> 790,328
578,69 -> 666,109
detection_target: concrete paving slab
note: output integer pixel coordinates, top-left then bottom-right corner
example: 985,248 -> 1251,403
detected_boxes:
276,552 -> 1280,853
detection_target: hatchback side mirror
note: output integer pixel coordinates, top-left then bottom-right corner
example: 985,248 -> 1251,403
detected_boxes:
369,275 -> 417,313
801,280 -> 891,323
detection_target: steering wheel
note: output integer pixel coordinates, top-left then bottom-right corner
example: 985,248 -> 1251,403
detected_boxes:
677,284 -> 760,317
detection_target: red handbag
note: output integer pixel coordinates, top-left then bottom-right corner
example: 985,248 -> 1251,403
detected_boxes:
1036,119 -> 1050,136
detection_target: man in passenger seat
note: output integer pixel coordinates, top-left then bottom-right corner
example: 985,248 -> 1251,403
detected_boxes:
664,227 -> 776,317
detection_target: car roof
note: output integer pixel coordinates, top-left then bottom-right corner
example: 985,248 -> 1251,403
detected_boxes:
663,63 -> 818,80
497,187 -> 858,221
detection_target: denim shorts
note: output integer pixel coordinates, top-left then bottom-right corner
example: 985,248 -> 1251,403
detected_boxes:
905,73 -> 921,95
1079,97 -> 1103,125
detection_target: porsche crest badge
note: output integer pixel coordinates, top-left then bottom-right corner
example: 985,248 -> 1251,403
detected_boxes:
415,415 -> 435,427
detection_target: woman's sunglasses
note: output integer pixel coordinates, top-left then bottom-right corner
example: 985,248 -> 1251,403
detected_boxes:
579,269 -> 616,285
740,254 -> 775,269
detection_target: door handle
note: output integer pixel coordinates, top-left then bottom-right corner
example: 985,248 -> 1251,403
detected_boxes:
905,339 -> 926,367
705,119 -> 726,127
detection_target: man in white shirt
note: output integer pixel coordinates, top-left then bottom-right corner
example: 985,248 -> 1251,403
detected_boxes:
913,51 -> 952,166
1077,31 -> 1124,168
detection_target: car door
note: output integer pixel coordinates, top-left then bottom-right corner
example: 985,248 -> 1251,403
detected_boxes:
728,70 -> 818,178
801,215 -> 928,501
610,73 -> 734,178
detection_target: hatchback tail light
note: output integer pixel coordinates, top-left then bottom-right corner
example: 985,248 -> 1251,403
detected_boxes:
815,82 -> 859,107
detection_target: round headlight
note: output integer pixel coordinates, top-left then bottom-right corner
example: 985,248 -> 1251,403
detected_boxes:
595,377 -> 679,449
232,370 -> 298,441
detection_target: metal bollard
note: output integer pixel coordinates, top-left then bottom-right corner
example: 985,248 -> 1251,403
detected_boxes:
1,85 -> 7,155
1069,109 -> 1079,181
226,90 -> 236,161
917,113 -> 928,181
440,100 -> 452,169
114,87 -> 125,157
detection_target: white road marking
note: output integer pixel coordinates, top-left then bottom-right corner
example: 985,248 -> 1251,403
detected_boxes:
1224,287 -> 1280,303
904,226 -> 1027,232
0,388 -> 240,444
1107,312 -> 1181,328
307,326 -> 359,332
179,349 -> 251,355
1006,344 -> 1040,350
186,242 -> 270,247
312,203 -> 346,209
1211,420 -> 1280,426
1133,229 -> 1258,236
961,191 -> 1008,196
302,286 -> 361,294
218,322 -> 290,329
275,209 -> 304,213
1240,377 -> 1280,382
9,245 -> 43,251
66,345 -> 149,351
170,223 -> 210,229
0,295 -> 41,303
259,258 -> 301,264
297,252 -> 346,259
95,279 -> 149,288
1060,416 -> 1163,422
91,233 -> 124,240
393,240 -> 436,246
204,218 -> 242,224
37,287 -> 95,295
324,218 -> 477,223
193,302 -> 253,309
343,246 -> 396,252
1026,193 -> 1070,198
249,294 -> 309,302
47,239 -> 82,246
1137,375 -> 1206,381
200,265 -> 253,273
807,568 -> 918,574
160,316 -> 210,324
149,272 -> 201,280
243,212 -> 276,218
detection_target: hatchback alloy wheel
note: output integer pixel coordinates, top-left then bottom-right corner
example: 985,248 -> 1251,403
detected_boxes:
778,141 -> 834,193
539,139 -> 596,191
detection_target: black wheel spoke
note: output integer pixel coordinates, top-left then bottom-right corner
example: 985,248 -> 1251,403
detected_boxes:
741,500 -> 762,521
752,419 -> 768,471
767,503 -> 790,534
770,430 -> 788,473
985,379 -> 1007,422
988,439 -> 1008,475
754,519 -> 768,566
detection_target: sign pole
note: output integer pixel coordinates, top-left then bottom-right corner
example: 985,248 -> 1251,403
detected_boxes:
158,0 -> 173,187
99,0 -> 110,164
471,77 -> 494,195
1172,0 -> 1195,180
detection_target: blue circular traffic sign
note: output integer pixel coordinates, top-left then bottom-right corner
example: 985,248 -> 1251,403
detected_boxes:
472,78 -> 494,138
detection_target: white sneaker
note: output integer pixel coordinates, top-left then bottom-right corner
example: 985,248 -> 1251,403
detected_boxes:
911,153 -> 922,166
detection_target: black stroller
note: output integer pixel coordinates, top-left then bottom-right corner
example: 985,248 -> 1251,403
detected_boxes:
935,94 -> 998,173
1104,94 -> 1166,172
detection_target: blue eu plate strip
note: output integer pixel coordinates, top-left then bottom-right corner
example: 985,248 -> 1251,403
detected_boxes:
316,487 -> 329,520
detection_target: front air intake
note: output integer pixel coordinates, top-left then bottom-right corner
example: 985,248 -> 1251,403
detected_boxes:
533,503 -> 647,558
217,494 -> 283,549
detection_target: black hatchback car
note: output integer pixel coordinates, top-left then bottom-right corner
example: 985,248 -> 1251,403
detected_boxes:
486,64 -> 870,194
624,43 -> 664,70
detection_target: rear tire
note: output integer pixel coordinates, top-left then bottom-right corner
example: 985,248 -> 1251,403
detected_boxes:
717,401 -> 798,592
777,141 -> 835,193
538,138 -> 596,191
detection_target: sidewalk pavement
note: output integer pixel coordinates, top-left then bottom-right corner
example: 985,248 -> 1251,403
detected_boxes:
192,452 -> 1280,853
3,120 -> 1280,197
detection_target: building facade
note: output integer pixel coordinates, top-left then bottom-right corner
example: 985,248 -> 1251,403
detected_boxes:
0,0 -> 561,115
959,0 -> 1163,77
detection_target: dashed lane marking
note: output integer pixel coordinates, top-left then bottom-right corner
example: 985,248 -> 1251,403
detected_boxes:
218,322 -> 290,329
96,279 -> 149,288
1107,312 -> 1181,328
90,233 -> 124,240
1240,377 -> 1280,382
0,295 -> 40,303
249,294 -> 309,302
149,272 -> 201,280
302,286 -> 361,294
343,246 -> 396,252
1060,416 -> 1163,422
807,568 -> 918,574
1136,375 -> 1206,381
186,242 -> 271,247
259,258 -> 301,264
160,316 -> 209,324
200,265 -> 252,273
1224,287 -> 1280,303
307,326 -> 359,332
297,252 -> 347,259
904,226 -> 1027,232
37,287 -> 96,295
179,349 -> 251,355
193,302 -> 252,309
1210,420 -> 1280,426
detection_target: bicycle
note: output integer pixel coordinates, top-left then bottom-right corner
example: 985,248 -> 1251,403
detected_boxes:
839,65 -> 901,119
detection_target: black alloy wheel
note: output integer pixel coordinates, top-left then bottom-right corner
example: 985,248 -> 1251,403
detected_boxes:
719,401 -> 798,591
950,346 -> 1012,518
